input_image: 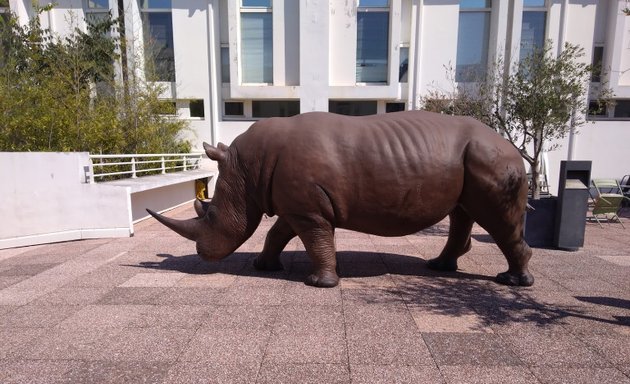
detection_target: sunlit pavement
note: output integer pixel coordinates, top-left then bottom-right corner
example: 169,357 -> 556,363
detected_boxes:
1,204 -> 628,383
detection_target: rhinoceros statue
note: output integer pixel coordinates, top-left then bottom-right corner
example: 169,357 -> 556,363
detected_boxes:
148,111 -> 533,288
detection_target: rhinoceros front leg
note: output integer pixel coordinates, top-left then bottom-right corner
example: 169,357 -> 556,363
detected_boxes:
427,206 -> 474,272
253,217 -> 296,271
286,215 -> 339,288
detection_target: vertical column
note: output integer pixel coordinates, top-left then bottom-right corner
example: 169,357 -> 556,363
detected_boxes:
299,0 -> 329,112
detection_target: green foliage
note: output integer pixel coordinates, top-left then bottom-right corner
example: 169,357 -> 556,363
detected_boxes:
0,8 -> 189,154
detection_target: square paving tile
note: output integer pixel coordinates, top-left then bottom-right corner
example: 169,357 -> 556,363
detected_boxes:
0,359 -> 76,384
118,272 -> 187,287
350,364 -> 443,384
411,308 -> 494,333
97,327 -> 196,362
179,328 -> 271,364
499,330 -> 612,367
257,363 -> 351,384
530,367 -> 630,384
202,305 -> 279,331
0,304 -> 80,328
96,287 -> 167,305
347,328 -> 434,365
439,365 -> 540,384
63,360 -> 172,383
32,287 -> 111,306
423,333 -> 523,366
264,329 -> 348,364
165,360 -> 260,384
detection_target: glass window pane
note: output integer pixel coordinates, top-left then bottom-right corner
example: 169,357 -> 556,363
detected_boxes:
143,12 -> 175,82
329,101 -> 377,116
242,0 -> 271,7
142,0 -> 171,9
225,102 -> 244,116
520,11 -> 546,60
460,0 -> 491,9
523,0 -> 545,7
221,47 -> 230,83
614,100 -> 630,118
87,0 -> 109,9
252,101 -> 299,117
241,12 -> 273,83
399,47 -> 409,82
359,0 -> 388,7
456,11 -> 490,82
591,46 -> 603,83
356,12 -> 389,83
386,102 -> 406,113
190,100 -> 205,118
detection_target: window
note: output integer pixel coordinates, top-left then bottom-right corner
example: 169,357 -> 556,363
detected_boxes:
86,0 -> 109,8
142,0 -> 175,82
613,100 -> 630,119
241,0 -> 272,83
591,45 -> 604,83
587,100 -> 608,118
329,101 -> 377,116
190,100 -> 205,118
0,1 -> 9,27
386,102 -> 406,113
221,46 -> 230,83
252,100 -> 299,118
155,100 -> 177,115
399,46 -> 409,82
84,0 -> 112,30
520,0 -> 546,61
356,0 -> 389,83
456,0 -> 491,82
225,102 -> 244,116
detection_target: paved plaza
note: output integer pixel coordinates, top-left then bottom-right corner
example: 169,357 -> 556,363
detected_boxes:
0,205 -> 628,383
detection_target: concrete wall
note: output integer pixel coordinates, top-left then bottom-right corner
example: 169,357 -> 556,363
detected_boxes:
0,152 -> 132,249
0,152 -> 211,249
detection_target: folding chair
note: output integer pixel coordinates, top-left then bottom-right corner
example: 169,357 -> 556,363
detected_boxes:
588,179 -> 629,228
621,175 -> 630,207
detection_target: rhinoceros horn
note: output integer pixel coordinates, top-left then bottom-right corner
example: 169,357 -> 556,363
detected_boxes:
146,209 -> 203,241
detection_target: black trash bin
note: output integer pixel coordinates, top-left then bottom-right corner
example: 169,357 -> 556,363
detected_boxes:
554,161 -> 591,251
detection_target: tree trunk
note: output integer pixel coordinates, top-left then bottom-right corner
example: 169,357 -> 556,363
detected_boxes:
531,158 -> 541,200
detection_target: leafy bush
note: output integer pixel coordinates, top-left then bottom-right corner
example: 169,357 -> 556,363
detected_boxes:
0,7 -> 190,154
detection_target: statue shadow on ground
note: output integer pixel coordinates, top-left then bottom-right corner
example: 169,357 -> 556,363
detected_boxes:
124,250 -> 629,331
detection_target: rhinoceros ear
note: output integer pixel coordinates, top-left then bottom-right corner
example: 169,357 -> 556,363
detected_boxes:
203,142 -> 227,162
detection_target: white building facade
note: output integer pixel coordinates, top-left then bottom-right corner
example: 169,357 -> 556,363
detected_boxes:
3,0 -> 629,192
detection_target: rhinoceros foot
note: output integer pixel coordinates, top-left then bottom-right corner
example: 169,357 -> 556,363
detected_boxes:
426,257 -> 458,272
253,256 -> 284,271
495,271 -> 534,287
305,271 -> 339,288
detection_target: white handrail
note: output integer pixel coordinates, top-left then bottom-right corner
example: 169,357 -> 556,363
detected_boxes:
89,153 -> 204,182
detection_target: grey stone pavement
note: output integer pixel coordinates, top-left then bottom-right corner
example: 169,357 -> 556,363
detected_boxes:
1,205 -> 628,384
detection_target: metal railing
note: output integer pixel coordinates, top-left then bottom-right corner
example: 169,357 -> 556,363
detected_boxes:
89,153 -> 204,182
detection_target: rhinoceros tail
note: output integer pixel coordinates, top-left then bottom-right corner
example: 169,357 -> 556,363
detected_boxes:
146,209 -> 202,241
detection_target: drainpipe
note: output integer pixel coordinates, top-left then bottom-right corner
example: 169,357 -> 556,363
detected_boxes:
408,0 -> 423,110
559,0 -> 578,161
206,0 -> 220,148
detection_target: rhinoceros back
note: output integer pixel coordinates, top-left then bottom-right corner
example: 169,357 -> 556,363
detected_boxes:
233,111 -> 515,236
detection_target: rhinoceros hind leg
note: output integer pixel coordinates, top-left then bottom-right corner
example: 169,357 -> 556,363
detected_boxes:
254,217 -> 296,271
286,215 -> 339,288
427,206 -> 474,272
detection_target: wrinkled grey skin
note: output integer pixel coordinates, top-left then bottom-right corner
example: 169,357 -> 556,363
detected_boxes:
148,111 -> 533,288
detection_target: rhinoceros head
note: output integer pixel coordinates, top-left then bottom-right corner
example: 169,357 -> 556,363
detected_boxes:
147,142 -> 259,260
